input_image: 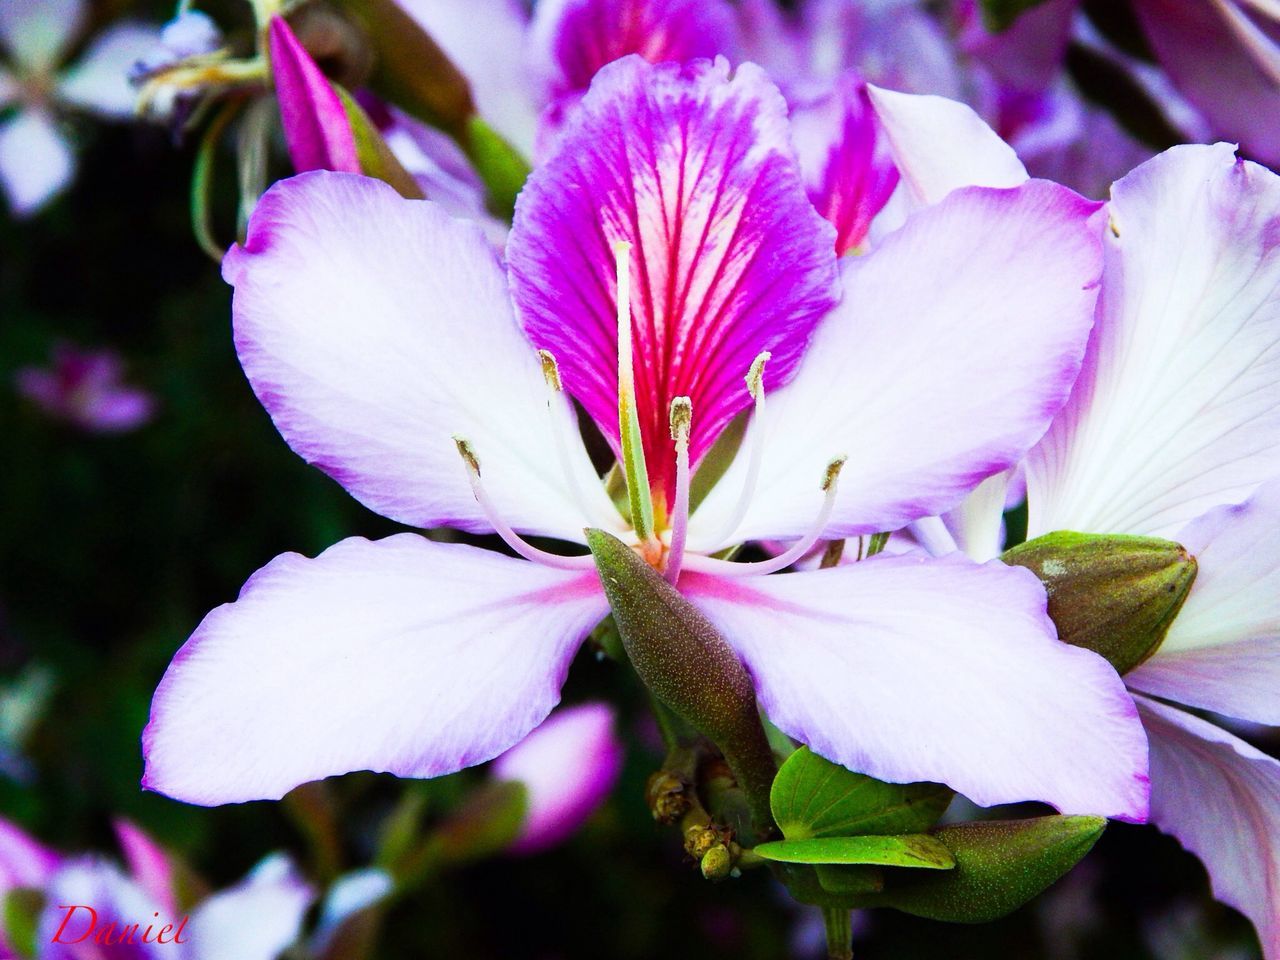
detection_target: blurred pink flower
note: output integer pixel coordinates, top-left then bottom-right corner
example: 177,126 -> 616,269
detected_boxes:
15,343 -> 155,433
492,702 -> 624,855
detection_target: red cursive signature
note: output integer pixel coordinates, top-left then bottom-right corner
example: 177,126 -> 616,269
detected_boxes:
50,905 -> 190,947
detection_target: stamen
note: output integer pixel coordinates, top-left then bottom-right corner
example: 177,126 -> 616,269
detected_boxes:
536,349 -> 615,530
684,456 -> 847,578
707,351 -> 771,550
614,240 -> 657,544
453,435 -> 594,570
665,397 -> 693,585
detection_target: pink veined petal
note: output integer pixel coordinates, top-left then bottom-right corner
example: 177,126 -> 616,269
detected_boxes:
142,535 -> 608,806
1028,144 -> 1280,540
508,56 -> 839,511
683,553 -> 1149,819
396,0 -> 539,157
186,854 -> 315,960
37,858 -> 167,959
1136,696 -> 1280,960
1132,0 -> 1280,168
224,172 -> 620,542
790,72 -> 900,255
268,17 -> 360,175
113,819 -> 176,918
688,181 -> 1100,548
0,109 -> 75,217
57,22 -> 161,119
1126,479 -> 1280,725
0,816 -> 59,897
492,701 -> 624,855
867,86 -> 1028,208
0,0 -> 86,73
528,0 -> 740,101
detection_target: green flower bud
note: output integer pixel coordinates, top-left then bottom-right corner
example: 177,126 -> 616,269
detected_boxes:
646,770 -> 692,825
879,816 -> 1106,923
1002,531 -> 1197,674
700,843 -> 734,881
586,529 -> 777,835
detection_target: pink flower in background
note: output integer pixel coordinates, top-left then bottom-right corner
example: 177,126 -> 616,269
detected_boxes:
492,702 -> 624,855
142,55 -> 1147,822
15,344 -> 155,433
0,0 -> 158,215
0,815 -> 314,959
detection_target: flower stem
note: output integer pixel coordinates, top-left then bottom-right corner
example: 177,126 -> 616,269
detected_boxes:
822,907 -> 853,960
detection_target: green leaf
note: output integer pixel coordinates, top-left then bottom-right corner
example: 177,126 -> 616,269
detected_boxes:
754,835 -> 955,870
980,0 -> 1054,31
4,888 -> 43,959
464,116 -> 531,220
815,864 -> 885,896
770,747 -> 953,840
880,816 -> 1107,923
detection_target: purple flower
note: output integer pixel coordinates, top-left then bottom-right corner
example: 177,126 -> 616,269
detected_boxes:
0,0 -> 159,215
142,56 -> 1146,822
15,344 -> 155,433
491,702 -> 624,854
880,102 -> 1280,955
0,815 -> 314,959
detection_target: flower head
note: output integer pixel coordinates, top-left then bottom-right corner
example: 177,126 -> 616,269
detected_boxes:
15,343 -> 155,433
143,55 -> 1147,823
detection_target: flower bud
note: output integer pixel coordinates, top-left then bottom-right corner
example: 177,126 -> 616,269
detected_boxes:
700,843 -> 734,881
879,816 -> 1106,923
269,17 -> 361,175
586,529 -> 777,834
646,771 -> 692,825
491,703 -> 624,856
1002,531 -> 1197,674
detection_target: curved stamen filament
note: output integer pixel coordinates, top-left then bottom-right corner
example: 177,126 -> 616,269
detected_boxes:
614,240 -> 657,544
684,455 -> 847,578
708,351 -> 771,550
453,435 -> 595,571
665,397 -> 693,585
538,349 -> 616,531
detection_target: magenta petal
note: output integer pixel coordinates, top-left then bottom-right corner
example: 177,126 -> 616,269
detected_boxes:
268,17 -> 360,175
492,702 -> 624,855
683,554 -> 1149,819
790,73 -> 900,255
509,56 -> 839,507
142,535 -> 608,805
530,0 -> 740,100
0,816 -> 59,897
1137,696 -> 1280,958
112,819 -> 176,918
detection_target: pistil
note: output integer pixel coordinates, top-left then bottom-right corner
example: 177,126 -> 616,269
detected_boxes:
614,241 -> 658,548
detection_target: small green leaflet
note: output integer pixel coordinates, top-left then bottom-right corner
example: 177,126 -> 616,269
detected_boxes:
770,747 -> 953,840
754,834 -> 956,870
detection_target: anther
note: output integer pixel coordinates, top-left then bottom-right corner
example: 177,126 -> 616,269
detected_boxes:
665,397 -> 693,585
684,455 -> 848,578
453,433 -> 594,570
538,349 -> 563,392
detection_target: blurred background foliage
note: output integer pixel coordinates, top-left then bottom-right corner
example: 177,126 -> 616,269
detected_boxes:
0,0 -> 1274,957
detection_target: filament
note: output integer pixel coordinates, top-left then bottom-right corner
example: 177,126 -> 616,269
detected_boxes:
453,435 -> 595,570
684,456 -> 847,578
665,397 -> 693,585
707,351 -> 771,550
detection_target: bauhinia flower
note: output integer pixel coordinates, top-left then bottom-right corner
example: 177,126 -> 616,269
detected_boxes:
873,99 -> 1280,956
15,343 -> 156,433
0,0 -> 158,215
143,55 -> 1148,821
492,702 -> 624,855
0,815 -> 313,958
